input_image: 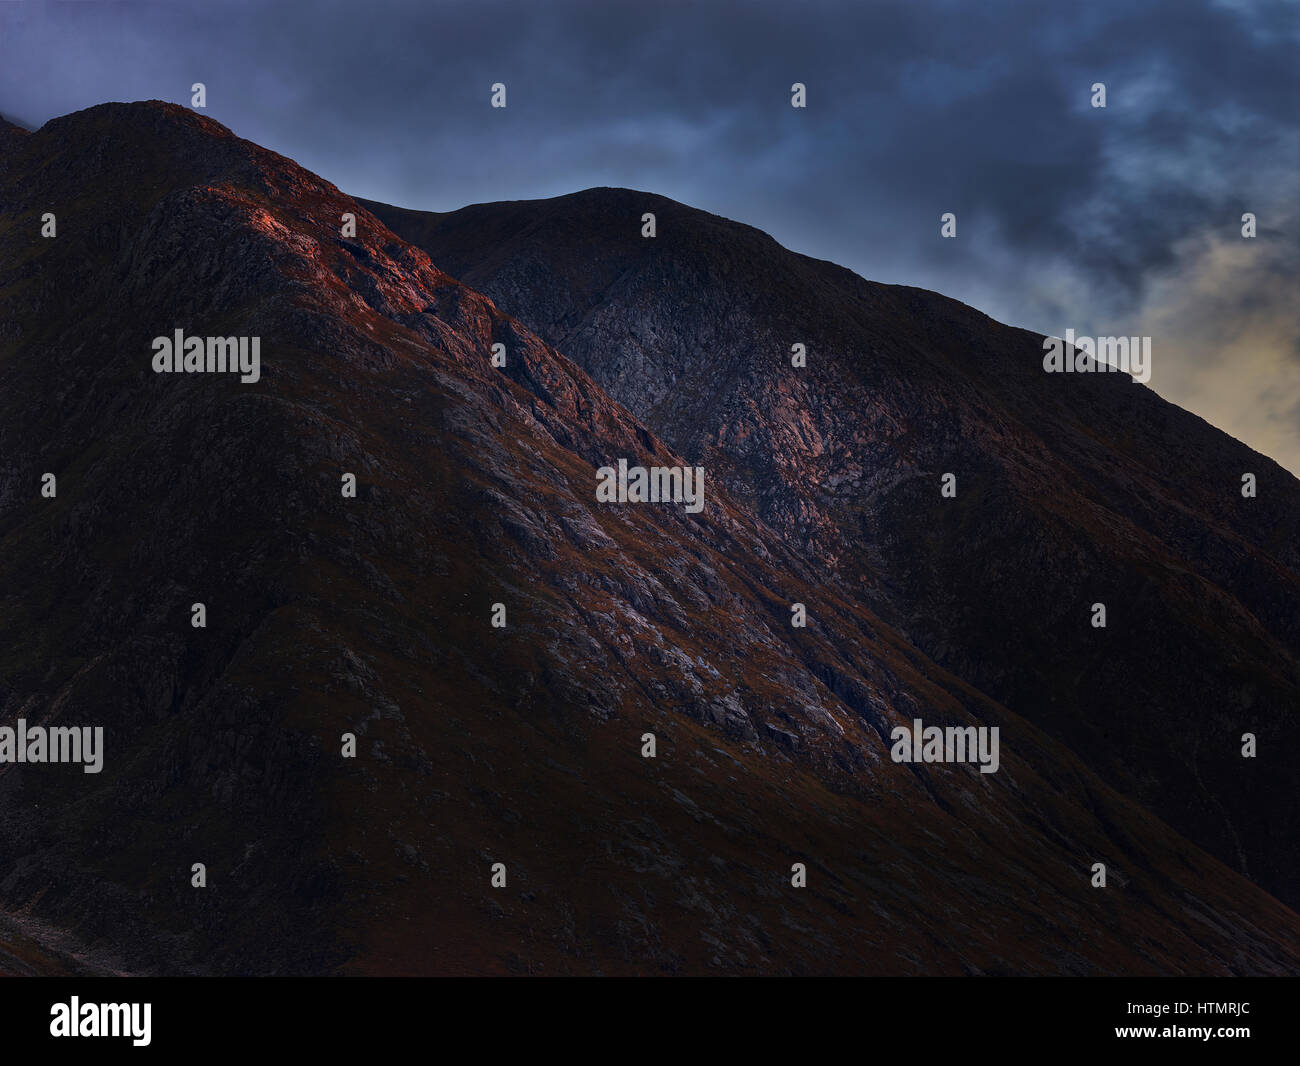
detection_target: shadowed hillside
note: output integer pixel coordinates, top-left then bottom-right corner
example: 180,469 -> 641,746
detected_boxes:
0,103 -> 1295,974
365,187 -> 1300,908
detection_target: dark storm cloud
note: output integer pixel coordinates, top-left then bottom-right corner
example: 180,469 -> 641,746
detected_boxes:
2,0 -> 1297,468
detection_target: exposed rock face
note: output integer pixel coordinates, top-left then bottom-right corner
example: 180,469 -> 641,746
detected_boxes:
365,186 -> 1300,909
0,103 -> 1296,975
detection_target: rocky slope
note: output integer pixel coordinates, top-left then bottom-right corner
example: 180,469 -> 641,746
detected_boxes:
0,103 -> 1296,974
364,186 -> 1300,909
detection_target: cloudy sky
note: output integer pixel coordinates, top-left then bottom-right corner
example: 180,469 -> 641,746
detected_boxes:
3,0 -> 1297,472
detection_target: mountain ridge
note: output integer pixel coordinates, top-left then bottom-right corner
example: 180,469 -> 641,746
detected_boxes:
363,185 -> 1300,907
0,101 -> 1296,974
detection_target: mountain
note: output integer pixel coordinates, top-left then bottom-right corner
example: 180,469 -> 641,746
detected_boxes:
0,102 -> 1297,974
363,187 -> 1300,910
0,115 -> 29,153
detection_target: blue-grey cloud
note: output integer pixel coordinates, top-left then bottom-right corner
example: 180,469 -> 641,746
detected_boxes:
2,0 -> 1296,469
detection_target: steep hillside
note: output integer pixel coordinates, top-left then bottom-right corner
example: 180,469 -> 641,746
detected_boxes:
0,104 -> 1295,974
365,187 -> 1300,907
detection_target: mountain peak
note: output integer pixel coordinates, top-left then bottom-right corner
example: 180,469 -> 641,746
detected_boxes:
42,98 -> 236,139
